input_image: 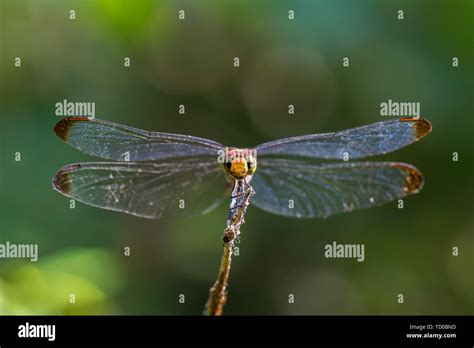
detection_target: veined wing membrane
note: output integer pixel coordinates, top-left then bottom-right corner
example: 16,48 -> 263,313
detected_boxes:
53,157 -> 228,219
54,117 -> 224,161
251,158 -> 424,218
256,118 -> 431,160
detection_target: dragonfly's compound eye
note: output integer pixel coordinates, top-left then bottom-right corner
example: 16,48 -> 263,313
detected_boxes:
222,148 -> 257,179
229,158 -> 248,179
246,154 -> 257,175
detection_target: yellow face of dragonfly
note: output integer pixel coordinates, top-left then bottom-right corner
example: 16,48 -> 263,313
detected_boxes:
223,148 -> 257,179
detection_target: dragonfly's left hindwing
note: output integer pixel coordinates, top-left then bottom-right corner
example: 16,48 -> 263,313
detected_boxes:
251,158 -> 424,218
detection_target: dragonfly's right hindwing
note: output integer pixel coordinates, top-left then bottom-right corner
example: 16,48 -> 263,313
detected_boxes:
53,158 -> 228,219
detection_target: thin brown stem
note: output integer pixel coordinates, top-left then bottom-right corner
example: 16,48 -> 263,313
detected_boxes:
204,184 -> 254,316
204,232 -> 234,315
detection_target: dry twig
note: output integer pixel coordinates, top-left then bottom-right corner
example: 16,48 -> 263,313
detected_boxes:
204,184 -> 254,315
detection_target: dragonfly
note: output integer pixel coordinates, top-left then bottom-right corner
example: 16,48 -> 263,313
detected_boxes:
53,117 -> 431,221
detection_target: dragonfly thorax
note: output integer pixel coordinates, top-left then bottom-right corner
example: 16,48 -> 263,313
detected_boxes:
222,148 -> 257,179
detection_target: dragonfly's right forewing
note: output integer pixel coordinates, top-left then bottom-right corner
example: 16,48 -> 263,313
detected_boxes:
54,117 -> 224,161
53,157 -> 229,219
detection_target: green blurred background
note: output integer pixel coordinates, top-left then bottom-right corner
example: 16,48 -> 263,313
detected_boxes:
0,0 -> 472,315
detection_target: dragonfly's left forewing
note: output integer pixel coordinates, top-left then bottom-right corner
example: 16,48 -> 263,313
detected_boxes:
256,118 -> 431,160
251,158 -> 424,218
53,157 -> 228,219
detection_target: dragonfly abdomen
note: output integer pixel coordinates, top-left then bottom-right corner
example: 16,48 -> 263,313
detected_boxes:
227,179 -> 254,227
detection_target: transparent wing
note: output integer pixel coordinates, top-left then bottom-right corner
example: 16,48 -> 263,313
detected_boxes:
52,157 -> 229,219
251,158 -> 424,218
256,118 -> 431,160
54,117 -> 224,161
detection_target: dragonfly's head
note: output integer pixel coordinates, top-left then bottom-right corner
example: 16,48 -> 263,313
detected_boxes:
222,148 -> 257,179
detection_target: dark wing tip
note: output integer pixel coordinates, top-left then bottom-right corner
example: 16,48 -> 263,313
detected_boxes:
391,163 -> 424,194
54,117 -> 90,141
413,118 -> 432,140
400,118 -> 432,140
53,163 -> 81,195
